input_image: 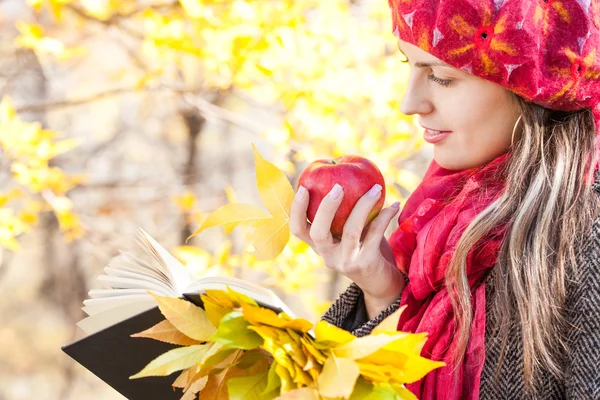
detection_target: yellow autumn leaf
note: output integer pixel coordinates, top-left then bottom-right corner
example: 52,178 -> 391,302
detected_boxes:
130,344 -> 214,379
225,286 -> 259,307
199,350 -> 256,399
188,145 -> 295,260
203,289 -> 237,309
354,363 -> 388,382
300,337 -> 328,365
0,188 -> 22,207
371,305 -> 407,335
262,361 -> 281,396
377,331 -> 429,356
389,383 -> 419,400
173,365 -> 197,389
252,144 -> 294,220
274,362 -> 295,393
332,332 -> 413,360
241,304 -> 313,333
249,217 -> 289,261
197,347 -> 242,379
179,0 -> 203,18
0,96 -> 16,122
214,240 -> 233,265
48,138 -> 79,158
314,320 -> 356,346
360,351 -> 446,384
131,319 -> 202,346
174,190 -> 197,213
317,353 -> 360,399
226,371 -> 270,400
357,355 -> 445,385
181,376 -> 209,400
274,387 -> 319,399
189,203 -> 271,238
201,294 -> 234,328
225,185 -> 239,204
149,292 -> 217,341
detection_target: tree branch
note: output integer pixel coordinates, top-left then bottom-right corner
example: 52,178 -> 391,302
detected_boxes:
15,84 -> 266,135
65,2 -> 179,40
15,86 -> 144,113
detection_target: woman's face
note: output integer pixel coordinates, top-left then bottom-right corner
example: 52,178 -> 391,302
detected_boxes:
398,39 -> 522,170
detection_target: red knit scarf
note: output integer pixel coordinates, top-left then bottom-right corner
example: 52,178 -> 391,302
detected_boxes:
388,151 -> 512,399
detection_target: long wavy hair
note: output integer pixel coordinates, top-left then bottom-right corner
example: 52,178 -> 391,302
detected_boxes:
446,95 -> 600,394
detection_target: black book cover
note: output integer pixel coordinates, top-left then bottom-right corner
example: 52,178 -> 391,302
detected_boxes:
61,294 -> 207,400
61,293 -> 287,399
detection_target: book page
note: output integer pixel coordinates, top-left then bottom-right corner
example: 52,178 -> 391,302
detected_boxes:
78,228 -> 296,335
185,276 -> 296,319
97,275 -> 171,294
137,229 -> 196,294
89,288 -> 171,298
110,252 -> 172,288
102,266 -> 171,291
77,298 -> 157,335
82,294 -> 154,316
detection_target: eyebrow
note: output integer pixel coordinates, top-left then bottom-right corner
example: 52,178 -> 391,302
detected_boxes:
397,43 -> 452,68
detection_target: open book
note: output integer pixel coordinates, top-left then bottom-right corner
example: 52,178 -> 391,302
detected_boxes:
77,228 -> 296,335
63,229 -> 297,400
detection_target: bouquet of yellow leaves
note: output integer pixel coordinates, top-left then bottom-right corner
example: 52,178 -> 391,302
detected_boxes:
129,287 -> 445,400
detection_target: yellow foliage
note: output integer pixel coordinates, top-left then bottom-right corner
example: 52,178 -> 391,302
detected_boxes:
0,208 -> 30,251
15,21 -> 85,59
0,97 -> 83,248
189,144 -> 294,261
149,292 -> 217,342
318,353 -> 360,399
132,288 -> 445,399
130,344 -> 218,379
173,190 -> 198,213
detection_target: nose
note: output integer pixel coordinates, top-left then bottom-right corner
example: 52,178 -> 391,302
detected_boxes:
399,77 -> 434,116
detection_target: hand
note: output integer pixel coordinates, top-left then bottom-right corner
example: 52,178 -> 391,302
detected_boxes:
290,183 -> 406,306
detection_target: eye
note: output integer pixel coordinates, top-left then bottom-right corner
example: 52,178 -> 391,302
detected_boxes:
428,72 -> 452,87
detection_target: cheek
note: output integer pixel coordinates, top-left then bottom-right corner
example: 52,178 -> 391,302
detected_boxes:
438,92 -> 515,168
455,89 -> 515,144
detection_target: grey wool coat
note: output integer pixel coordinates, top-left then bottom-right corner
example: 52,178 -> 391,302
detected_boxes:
321,173 -> 600,400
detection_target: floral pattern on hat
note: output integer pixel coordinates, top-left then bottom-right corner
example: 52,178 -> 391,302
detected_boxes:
389,0 -> 600,112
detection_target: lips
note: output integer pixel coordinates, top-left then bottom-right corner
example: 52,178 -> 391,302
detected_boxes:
422,127 -> 453,144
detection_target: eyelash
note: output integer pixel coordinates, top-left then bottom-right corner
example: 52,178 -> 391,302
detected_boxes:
428,73 -> 452,87
400,58 -> 453,87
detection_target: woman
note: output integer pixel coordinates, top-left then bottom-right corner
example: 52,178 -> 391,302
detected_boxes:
290,1 -> 600,399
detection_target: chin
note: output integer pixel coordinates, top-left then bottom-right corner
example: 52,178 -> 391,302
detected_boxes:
433,153 -> 473,171
434,149 -> 508,170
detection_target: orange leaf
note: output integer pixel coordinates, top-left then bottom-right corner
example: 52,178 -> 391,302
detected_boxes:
131,319 -> 202,346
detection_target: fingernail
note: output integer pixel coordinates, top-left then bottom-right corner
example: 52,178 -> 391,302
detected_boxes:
329,184 -> 343,199
391,201 -> 401,209
368,184 -> 382,197
296,186 -> 307,200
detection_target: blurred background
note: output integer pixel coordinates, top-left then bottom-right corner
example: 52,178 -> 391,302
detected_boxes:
0,0 -> 432,398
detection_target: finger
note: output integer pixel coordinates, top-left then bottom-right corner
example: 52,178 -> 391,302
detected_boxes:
362,201 -> 402,247
289,185 -> 314,246
340,184 -> 384,258
309,183 -> 344,250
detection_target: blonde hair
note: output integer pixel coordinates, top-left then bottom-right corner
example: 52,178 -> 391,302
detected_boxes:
446,96 -> 600,394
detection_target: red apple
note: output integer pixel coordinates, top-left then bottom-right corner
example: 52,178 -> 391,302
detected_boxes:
296,155 -> 386,238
